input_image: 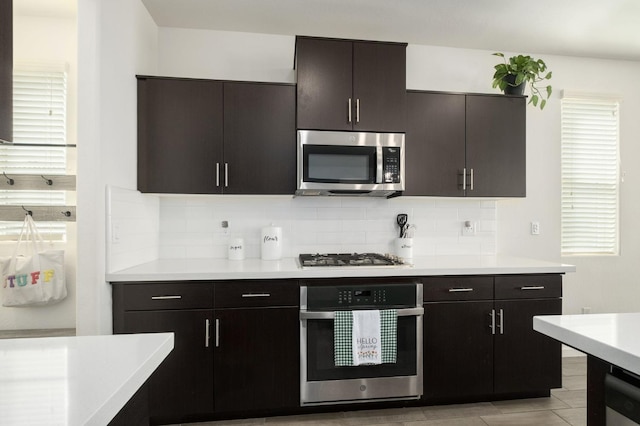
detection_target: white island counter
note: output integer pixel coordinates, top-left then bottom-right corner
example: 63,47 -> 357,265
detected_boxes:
534,313 -> 640,376
0,333 -> 174,426
534,313 -> 640,426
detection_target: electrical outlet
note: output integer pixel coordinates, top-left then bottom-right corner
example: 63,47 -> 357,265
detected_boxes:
111,223 -> 121,243
531,221 -> 540,235
461,220 -> 476,236
582,307 -> 592,314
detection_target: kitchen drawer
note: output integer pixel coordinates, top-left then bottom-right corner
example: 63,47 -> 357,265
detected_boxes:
215,280 -> 299,308
119,282 -> 213,311
494,275 -> 562,300
423,276 -> 494,301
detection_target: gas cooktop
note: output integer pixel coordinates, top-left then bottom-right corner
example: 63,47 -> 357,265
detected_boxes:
298,252 -> 408,268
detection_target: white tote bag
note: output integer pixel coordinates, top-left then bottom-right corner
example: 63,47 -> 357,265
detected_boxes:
0,215 -> 67,307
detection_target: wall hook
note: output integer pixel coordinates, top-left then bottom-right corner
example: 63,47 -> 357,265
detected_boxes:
41,175 -> 53,185
3,172 -> 14,185
61,211 -> 71,217
22,206 -> 33,216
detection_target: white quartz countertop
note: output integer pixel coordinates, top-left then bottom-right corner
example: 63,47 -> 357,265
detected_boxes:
534,313 -> 640,376
0,333 -> 174,426
107,255 -> 575,282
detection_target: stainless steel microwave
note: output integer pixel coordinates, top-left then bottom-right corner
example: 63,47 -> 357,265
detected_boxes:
295,130 -> 405,197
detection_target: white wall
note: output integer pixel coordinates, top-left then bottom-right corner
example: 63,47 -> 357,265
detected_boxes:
84,17 -> 640,333
0,14 -> 77,331
76,0 -> 158,335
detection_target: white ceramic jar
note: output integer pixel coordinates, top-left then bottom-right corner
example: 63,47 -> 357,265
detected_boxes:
261,225 -> 282,260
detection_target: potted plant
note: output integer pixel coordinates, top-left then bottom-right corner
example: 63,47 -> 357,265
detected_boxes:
491,52 -> 552,110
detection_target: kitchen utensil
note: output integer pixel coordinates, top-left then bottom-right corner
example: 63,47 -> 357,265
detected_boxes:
396,213 -> 408,238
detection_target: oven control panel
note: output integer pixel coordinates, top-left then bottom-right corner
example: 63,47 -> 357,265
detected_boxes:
304,282 -> 419,310
338,289 -> 387,305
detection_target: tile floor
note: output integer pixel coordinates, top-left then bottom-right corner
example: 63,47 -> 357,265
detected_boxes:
175,356 -> 587,426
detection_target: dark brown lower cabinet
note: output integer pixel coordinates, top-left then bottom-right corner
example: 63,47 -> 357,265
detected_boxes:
493,298 -> 562,394
423,275 -> 562,402
213,307 -> 300,412
423,300 -> 494,399
120,309 -> 214,423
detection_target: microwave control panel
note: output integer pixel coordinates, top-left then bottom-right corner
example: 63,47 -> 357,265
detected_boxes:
383,147 -> 401,183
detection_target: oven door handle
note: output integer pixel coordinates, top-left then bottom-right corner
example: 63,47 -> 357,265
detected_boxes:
300,307 -> 424,320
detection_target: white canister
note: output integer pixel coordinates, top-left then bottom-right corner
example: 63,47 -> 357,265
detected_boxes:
228,238 -> 245,260
395,237 -> 413,260
261,225 -> 282,260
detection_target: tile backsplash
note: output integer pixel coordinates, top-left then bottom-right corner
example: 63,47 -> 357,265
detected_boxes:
158,195 -> 496,259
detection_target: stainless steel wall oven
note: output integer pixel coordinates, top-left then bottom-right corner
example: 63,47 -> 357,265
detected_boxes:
299,279 -> 423,406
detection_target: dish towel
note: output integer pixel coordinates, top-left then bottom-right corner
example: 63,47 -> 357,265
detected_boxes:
334,309 -> 397,366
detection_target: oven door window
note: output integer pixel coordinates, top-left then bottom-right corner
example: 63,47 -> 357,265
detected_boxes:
306,316 -> 417,381
303,145 -> 377,184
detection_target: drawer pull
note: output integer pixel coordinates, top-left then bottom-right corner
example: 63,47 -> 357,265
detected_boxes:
520,286 -> 545,291
448,288 -> 474,293
241,293 -> 271,298
151,295 -> 182,300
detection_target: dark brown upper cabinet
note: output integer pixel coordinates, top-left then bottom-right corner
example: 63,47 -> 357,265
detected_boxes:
406,91 -> 526,197
138,77 -> 223,194
406,92 -> 466,196
223,82 -> 296,195
466,94 -> 526,197
295,36 -> 407,132
137,76 -> 296,195
0,0 -> 13,143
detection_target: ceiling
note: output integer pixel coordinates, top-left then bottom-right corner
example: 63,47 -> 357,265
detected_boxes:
141,0 -> 640,62
13,0 -> 640,61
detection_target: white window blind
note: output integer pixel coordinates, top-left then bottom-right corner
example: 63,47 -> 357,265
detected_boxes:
0,67 -> 68,240
561,96 -> 620,255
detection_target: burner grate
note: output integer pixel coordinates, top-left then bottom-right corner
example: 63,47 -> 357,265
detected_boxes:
299,252 -> 404,267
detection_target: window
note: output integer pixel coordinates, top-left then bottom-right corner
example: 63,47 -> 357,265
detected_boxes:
0,66 -> 68,240
561,94 -> 620,255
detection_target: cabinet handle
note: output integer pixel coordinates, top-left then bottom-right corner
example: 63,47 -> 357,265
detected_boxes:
462,168 -> 467,191
216,163 -> 220,187
241,293 -> 271,298
498,308 -> 504,335
348,98 -> 352,123
151,295 -> 182,300
470,168 -> 474,191
224,163 -> 229,187
205,319 -> 210,348
448,288 -> 474,293
489,309 -> 496,335
215,318 -> 220,348
521,286 -> 545,291
356,98 -> 360,123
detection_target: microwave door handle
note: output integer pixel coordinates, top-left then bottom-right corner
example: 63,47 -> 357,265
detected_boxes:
376,146 -> 383,183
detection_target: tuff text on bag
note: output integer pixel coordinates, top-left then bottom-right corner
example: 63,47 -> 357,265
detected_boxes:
3,270 -> 56,288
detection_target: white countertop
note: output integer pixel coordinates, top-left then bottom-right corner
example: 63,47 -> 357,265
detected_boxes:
534,313 -> 640,375
106,255 -> 575,282
0,333 -> 174,426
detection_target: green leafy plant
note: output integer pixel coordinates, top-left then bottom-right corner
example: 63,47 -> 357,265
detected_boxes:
492,52 -> 553,110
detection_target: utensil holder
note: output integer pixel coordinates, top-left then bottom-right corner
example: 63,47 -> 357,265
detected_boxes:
395,238 -> 413,260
